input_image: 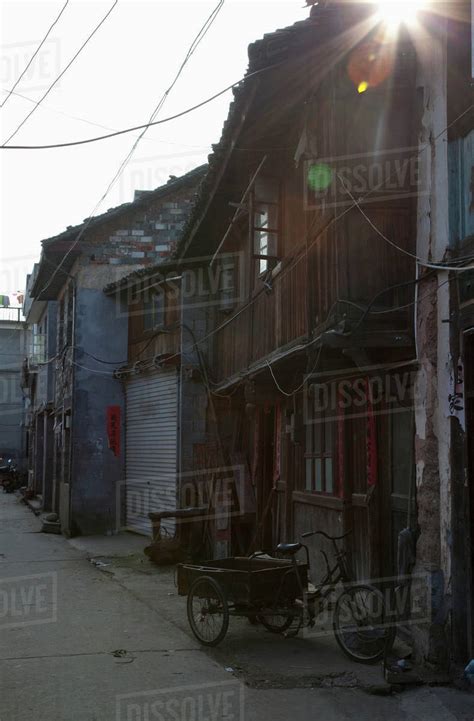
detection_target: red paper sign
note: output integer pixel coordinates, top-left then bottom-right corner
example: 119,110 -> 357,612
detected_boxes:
106,405 -> 121,457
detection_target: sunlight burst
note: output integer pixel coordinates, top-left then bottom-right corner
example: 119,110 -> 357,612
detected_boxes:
375,0 -> 426,30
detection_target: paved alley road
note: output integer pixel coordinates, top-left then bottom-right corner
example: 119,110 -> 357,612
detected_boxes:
0,493 -> 472,721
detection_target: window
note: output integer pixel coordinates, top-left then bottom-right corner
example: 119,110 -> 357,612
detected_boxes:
30,325 -> 46,364
57,285 -> 73,349
252,177 -> 279,275
305,385 -> 336,494
143,291 -> 165,331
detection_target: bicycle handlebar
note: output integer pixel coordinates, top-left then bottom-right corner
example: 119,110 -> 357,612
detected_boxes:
301,529 -> 352,541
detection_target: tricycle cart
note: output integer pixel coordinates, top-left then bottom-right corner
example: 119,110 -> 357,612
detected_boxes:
177,531 -> 396,663
177,555 -> 308,646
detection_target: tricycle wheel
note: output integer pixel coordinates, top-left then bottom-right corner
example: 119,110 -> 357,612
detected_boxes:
187,576 -> 229,646
333,584 -> 395,663
256,611 -> 294,634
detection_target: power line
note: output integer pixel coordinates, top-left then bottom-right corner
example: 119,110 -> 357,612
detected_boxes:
18,44 -> 471,383
339,178 -> 474,272
1,86 -> 209,152
0,84 -> 469,157
331,100 -> 474,272
136,126 -> 467,385
71,359 -> 116,376
1,0 -> 70,109
1,84 -> 288,154
72,346 -> 127,365
343,104 -> 473,211
67,272 -> 442,382
25,95 -> 474,311
37,0 -> 225,299
266,343 -> 323,398
0,62 -> 281,151
92,0 -> 225,245
1,0 -> 118,146
368,277 -> 450,316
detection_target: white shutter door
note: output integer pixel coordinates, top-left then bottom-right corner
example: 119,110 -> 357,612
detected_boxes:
125,369 -> 178,535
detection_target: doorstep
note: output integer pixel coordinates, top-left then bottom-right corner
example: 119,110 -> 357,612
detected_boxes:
20,491 -> 42,515
67,531 -> 149,559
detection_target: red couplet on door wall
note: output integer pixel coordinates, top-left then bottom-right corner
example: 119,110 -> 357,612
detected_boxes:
106,405 -> 121,456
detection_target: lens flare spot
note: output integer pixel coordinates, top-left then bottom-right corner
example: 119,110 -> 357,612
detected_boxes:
347,40 -> 394,92
307,163 -> 333,192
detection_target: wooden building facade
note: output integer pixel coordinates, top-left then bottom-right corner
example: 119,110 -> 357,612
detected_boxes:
178,7 -> 420,580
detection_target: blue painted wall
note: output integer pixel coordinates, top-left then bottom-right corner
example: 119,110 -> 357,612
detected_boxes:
0,324 -> 26,464
35,302 -> 57,406
71,287 -> 127,535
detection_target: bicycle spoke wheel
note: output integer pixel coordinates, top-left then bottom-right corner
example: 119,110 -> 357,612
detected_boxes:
333,584 -> 395,663
187,576 -> 229,647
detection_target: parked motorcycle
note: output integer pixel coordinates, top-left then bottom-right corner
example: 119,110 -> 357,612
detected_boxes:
0,457 -> 19,493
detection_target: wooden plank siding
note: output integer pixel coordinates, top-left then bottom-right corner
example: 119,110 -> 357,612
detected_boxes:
128,285 -> 181,364
277,254 -> 308,347
210,198 -> 415,384
179,24 -> 420,574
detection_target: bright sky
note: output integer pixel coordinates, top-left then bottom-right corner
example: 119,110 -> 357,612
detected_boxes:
0,0 -> 309,297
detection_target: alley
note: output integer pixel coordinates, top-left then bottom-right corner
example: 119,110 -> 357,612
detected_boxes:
0,493 -> 472,721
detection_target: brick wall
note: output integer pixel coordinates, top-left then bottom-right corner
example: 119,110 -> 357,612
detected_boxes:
82,185 -> 196,270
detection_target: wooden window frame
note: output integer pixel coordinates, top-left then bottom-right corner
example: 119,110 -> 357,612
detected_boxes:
251,177 -> 281,278
143,290 -> 165,333
304,386 -> 336,495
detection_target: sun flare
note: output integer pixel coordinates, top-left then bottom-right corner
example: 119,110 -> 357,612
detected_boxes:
375,0 -> 426,29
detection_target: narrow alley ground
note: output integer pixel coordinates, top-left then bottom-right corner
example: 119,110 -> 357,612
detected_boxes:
0,492 -> 472,721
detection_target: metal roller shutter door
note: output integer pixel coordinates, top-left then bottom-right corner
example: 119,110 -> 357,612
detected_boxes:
125,369 -> 178,535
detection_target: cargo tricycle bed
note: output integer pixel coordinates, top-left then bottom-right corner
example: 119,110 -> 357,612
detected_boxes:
177,556 -> 308,646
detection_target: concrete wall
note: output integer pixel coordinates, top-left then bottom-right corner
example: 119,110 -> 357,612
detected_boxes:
43,171 -> 204,535
0,323 -> 26,464
35,302 -> 57,406
32,302 -> 57,508
70,287 -> 127,535
413,19 -> 453,668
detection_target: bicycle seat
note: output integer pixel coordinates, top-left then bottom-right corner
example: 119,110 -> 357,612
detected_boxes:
276,542 -> 302,556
